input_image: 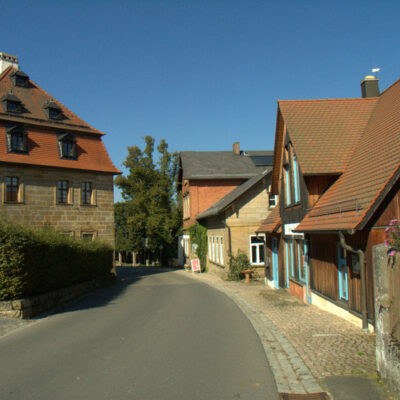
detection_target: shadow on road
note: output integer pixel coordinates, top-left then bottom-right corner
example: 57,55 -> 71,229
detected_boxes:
33,266 -> 183,319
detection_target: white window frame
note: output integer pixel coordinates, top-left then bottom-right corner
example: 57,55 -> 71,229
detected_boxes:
249,234 -> 266,266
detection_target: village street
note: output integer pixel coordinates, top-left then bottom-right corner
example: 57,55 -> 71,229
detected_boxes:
0,267 -> 278,400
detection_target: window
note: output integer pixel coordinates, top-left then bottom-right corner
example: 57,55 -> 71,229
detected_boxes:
283,143 -> 302,207
250,235 -> 265,265
81,182 -> 92,205
297,240 -> 306,282
269,194 -> 277,208
286,238 -> 306,283
5,176 -> 20,202
57,133 -> 76,159
208,236 -> 224,265
1,93 -> 23,114
44,100 -> 62,120
293,155 -> 300,203
57,180 -> 69,204
82,233 -> 95,241
7,101 -> 21,113
183,194 -> 190,219
6,127 -> 28,153
284,165 -> 291,206
11,70 -> 29,87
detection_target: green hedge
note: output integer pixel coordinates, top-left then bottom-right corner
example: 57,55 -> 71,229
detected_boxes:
0,222 -> 113,300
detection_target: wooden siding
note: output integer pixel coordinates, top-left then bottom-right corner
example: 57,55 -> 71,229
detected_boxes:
310,229 -> 385,323
305,175 -> 338,209
309,234 -> 339,301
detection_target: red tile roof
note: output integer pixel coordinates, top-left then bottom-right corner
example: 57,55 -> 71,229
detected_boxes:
278,98 -> 378,175
0,67 -> 119,174
297,78 -> 400,232
256,202 -> 281,233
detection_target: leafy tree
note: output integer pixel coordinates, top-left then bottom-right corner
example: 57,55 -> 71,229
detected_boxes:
114,136 -> 181,264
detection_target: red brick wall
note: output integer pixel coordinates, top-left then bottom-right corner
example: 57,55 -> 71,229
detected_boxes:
183,179 -> 244,229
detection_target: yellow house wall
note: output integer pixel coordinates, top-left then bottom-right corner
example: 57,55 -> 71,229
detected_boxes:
205,175 -> 274,277
0,164 -> 115,246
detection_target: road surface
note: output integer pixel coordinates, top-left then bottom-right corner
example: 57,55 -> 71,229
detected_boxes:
0,267 -> 279,400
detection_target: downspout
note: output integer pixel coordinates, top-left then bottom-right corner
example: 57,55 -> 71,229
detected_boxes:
219,215 -> 232,263
338,231 -> 368,331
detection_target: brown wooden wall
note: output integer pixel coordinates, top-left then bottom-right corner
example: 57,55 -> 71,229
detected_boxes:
305,175 -> 338,209
310,229 -> 385,324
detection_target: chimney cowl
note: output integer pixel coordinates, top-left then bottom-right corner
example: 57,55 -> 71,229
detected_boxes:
361,75 -> 380,98
0,52 -> 19,74
233,142 -> 240,155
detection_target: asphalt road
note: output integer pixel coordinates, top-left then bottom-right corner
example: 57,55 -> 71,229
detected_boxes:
0,267 -> 279,400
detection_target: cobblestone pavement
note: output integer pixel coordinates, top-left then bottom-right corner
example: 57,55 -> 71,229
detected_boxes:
178,270 -> 377,395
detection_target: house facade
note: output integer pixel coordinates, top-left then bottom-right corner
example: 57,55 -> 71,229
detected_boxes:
0,53 -> 120,245
259,75 -> 400,330
178,143 -> 273,268
197,169 -> 276,277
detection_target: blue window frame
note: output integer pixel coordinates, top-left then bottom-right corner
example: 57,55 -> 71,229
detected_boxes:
285,166 -> 291,206
289,240 -> 295,277
293,155 -> 300,203
337,243 -> 348,301
297,240 -> 306,282
284,239 -> 290,288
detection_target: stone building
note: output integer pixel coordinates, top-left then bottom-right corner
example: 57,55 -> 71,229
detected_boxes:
197,169 -> 275,277
177,143 -> 274,268
0,53 -> 120,245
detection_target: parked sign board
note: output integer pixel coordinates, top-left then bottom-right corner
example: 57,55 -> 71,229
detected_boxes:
191,258 -> 201,273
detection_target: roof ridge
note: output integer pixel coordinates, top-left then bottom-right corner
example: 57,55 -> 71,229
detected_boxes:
378,76 -> 400,97
27,75 -> 104,135
278,97 -> 378,103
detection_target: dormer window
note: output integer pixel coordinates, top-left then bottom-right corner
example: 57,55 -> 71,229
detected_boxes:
10,70 -> 29,88
44,100 -> 62,120
5,126 -> 28,153
57,132 -> 76,159
1,93 -> 22,114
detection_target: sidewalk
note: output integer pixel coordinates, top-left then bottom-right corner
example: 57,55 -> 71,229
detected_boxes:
179,269 -> 392,399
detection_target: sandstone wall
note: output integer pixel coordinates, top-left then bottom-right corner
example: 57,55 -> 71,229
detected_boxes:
0,164 -> 115,246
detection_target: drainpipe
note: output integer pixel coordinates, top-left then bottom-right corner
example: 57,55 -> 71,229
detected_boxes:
219,216 -> 232,261
338,231 -> 368,331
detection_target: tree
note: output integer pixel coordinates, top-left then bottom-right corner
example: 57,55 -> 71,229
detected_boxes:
114,136 -> 181,264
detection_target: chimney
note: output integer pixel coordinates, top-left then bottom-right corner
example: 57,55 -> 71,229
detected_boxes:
233,142 -> 240,155
0,53 -> 19,74
361,75 -> 380,98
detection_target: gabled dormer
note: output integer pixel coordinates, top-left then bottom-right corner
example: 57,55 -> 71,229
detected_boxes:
57,132 -> 76,159
5,125 -> 28,153
43,99 -> 63,120
1,92 -> 23,114
10,70 -> 29,88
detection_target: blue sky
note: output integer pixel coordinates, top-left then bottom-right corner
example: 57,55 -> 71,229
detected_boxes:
2,0 -> 399,201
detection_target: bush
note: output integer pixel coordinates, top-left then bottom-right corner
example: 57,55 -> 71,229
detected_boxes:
188,222 -> 208,272
0,221 -> 113,300
227,250 -> 252,281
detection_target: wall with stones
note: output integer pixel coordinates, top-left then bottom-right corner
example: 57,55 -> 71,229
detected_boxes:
0,164 -> 115,246
374,243 -> 400,397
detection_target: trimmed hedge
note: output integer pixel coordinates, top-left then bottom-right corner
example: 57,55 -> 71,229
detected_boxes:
0,221 -> 113,300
